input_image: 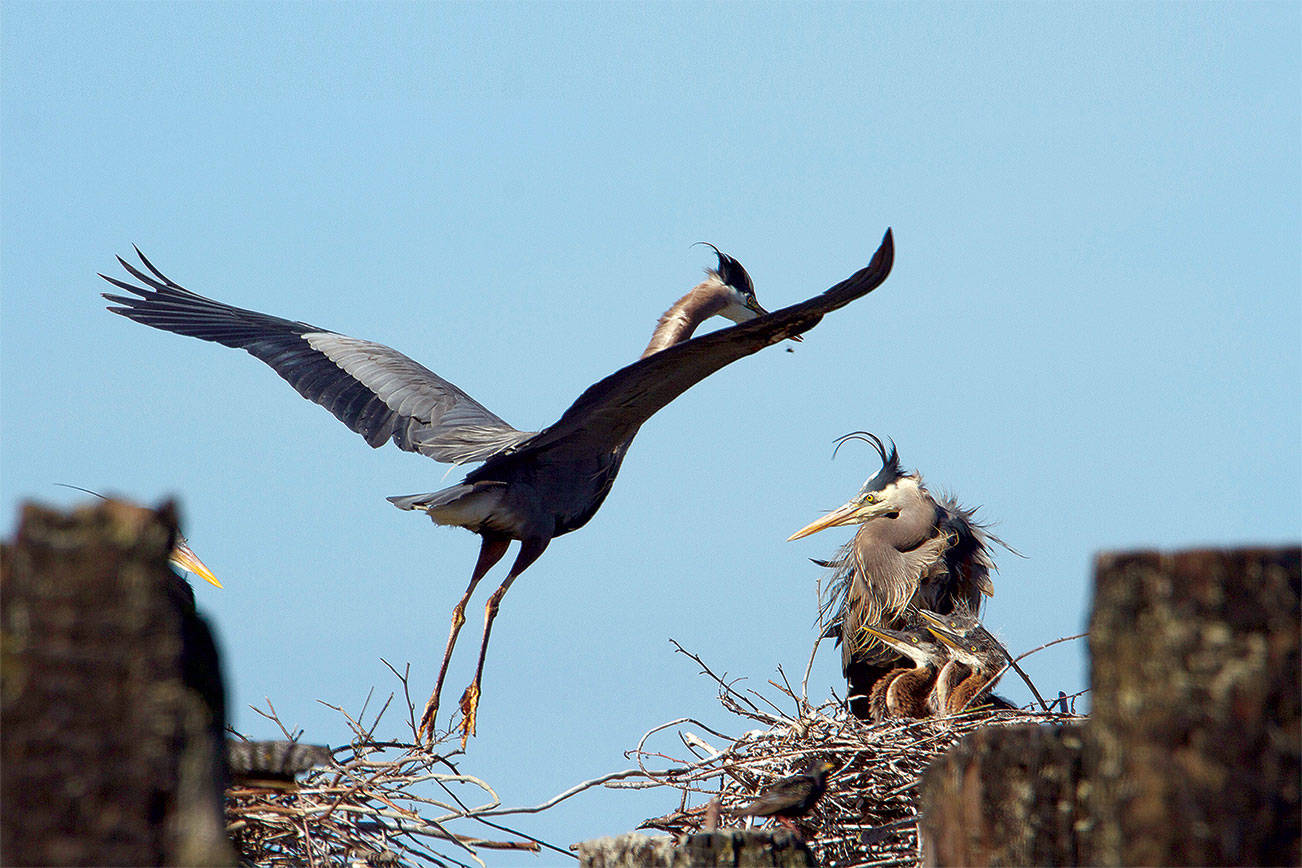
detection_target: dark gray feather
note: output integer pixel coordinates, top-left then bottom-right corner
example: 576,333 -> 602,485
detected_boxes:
103,253 -> 534,463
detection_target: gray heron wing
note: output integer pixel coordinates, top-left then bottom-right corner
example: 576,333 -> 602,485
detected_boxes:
505,228 -> 893,463
102,250 -> 534,464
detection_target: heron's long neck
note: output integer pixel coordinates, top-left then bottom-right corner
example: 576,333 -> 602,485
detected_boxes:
948,667 -> 997,713
854,520 -> 947,620
930,659 -> 969,715
640,280 -> 729,358
886,665 -> 938,718
868,669 -> 904,720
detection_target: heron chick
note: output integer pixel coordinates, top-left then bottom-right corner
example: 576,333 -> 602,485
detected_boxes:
919,609 -> 1017,715
859,622 -> 949,721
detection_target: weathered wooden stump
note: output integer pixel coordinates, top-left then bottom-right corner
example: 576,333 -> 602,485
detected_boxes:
0,499 -> 233,866
918,722 -> 1086,866
1087,547 -> 1300,866
919,545 -> 1300,866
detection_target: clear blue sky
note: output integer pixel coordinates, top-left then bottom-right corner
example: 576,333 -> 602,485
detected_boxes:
3,1 -> 1298,860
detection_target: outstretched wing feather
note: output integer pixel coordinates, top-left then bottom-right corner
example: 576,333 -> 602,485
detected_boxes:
103,253 -> 534,464
499,229 -> 894,466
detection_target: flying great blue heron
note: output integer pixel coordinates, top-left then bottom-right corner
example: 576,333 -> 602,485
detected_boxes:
788,432 -> 1003,718
102,230 -> 894,742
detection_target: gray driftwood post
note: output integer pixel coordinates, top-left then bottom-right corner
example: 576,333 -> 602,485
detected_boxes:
0,499 -> 233,866
919,546 -> 1300,866
1086,547 -> 1300,865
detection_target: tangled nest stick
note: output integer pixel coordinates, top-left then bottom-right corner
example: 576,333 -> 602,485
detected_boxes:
608,640 -> 1087,868
224,661 -> 569,868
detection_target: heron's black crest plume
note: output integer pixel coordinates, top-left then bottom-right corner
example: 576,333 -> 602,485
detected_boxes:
693,241 -> 754,296
832,431 -> 903,494
55,483 -> 109,501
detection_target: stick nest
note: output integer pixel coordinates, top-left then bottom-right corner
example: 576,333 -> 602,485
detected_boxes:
223,666 -> 554,868
611,642 -> 1086,867
221,643 -> 1086,867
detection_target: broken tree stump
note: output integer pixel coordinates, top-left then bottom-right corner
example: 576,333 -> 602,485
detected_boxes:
918,545 -> 1300,866
575,830 -> 815,867
0,499 -> 233,866
1087,547 -> 1300,866
918,722 -> 1087,866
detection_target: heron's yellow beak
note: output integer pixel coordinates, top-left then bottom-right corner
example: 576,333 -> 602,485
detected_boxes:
169,539 -> 222,589
925,626 -> 961,650
786,497 -> 892,541
859,624 -> 894,643
916,609 -> 964,633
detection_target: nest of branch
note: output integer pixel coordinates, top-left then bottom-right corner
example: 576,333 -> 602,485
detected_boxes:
223,667 -> 556,868
613,643 -> 1086,868
220,643 -> 1086,867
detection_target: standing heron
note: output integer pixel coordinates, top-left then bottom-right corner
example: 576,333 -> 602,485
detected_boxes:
102,230 -> 894,742
787,432 -> 1003,718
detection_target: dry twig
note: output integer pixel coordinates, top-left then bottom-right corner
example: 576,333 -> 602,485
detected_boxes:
226,666 -> 567,867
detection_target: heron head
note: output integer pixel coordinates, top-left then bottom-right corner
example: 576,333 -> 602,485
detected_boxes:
169,537 -> 223,589
925,620 -> 1006,669
54,484 -> 222,589
860,623 -> 947,667
787,432 -> 920,540
923,623 -> 982,665
916,607 -> 981,637
695,242 -> 771,324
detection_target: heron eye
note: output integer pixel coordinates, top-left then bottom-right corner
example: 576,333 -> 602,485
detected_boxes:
864,493 -> 876,503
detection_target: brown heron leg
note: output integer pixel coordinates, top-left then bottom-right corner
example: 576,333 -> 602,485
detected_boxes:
418,535 -> 509,743
457,535 -> 550,745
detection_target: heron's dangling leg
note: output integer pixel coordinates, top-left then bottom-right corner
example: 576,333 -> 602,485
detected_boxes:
418,535 -> 509,743
458,535 -> 550,745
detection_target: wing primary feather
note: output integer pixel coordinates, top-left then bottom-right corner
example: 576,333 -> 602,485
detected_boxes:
102,250 -> 535,465
132,245 -> 178,286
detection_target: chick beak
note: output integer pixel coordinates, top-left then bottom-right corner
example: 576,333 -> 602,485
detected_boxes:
916,610 -> 946,629
926,627 -> 961,650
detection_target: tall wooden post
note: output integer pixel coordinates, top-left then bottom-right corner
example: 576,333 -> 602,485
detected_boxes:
1,499 -> 233,866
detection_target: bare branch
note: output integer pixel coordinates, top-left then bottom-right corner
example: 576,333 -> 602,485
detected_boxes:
227,666 -> 562,867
